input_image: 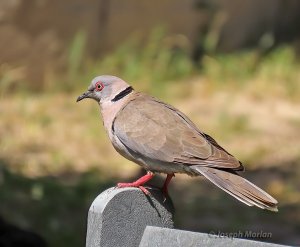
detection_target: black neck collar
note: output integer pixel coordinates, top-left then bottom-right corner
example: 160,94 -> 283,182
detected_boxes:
111,86 -> 134,102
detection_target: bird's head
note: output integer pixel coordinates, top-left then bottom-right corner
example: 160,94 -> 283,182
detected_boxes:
76,75 -> 133,104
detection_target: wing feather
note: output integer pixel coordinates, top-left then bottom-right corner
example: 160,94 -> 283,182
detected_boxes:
113,94 -> 243,170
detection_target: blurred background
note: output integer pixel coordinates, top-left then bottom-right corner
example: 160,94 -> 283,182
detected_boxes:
0,0 -> 300,246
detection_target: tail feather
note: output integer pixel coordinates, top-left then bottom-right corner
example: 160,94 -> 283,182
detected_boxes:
191,166 -> 278,212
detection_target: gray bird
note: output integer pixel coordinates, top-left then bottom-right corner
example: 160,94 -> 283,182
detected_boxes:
77,75 -> 278,212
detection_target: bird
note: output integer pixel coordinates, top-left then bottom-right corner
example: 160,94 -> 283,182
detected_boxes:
77,75 -> 278,212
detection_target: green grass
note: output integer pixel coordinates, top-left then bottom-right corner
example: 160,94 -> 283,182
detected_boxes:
63,31 -> 300,101
53,28 -> 194,96
1,28 -> 299,102
201,46 -> 300,99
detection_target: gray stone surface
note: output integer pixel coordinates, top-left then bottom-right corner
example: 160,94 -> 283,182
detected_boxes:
86,187 -> 174,247
139,226 -> 289,247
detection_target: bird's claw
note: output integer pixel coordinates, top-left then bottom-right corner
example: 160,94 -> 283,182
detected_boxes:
117,182 -> 150,195
139,186 -> 150,195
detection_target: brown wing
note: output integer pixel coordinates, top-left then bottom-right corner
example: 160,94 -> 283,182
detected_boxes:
113,94 -> 243,170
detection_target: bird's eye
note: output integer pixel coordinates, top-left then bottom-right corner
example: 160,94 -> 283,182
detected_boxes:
95,81 -> 104,92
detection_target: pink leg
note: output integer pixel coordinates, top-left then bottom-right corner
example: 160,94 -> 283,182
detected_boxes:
117,171 -> 154,195
162,173 -> 175,197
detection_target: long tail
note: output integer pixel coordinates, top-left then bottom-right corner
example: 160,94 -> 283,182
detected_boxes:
191,166 -> 278,212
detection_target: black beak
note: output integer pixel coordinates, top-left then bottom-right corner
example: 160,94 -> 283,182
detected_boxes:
76,91 -> 92,102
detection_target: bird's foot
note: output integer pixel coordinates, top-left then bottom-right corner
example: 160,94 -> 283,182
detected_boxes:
117,183 -> 150,195
162,173 -> 175,201
116,171 -> 154,195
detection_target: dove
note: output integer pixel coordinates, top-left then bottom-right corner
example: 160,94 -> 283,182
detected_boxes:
77,75 -> 278,212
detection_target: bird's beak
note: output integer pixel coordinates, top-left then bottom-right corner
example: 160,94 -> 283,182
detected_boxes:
76,90 -> 93,102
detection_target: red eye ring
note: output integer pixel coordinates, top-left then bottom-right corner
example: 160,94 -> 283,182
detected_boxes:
95,81 -> 104,92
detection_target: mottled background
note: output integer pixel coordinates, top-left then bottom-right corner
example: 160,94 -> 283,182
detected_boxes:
0,0 -> 300,246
